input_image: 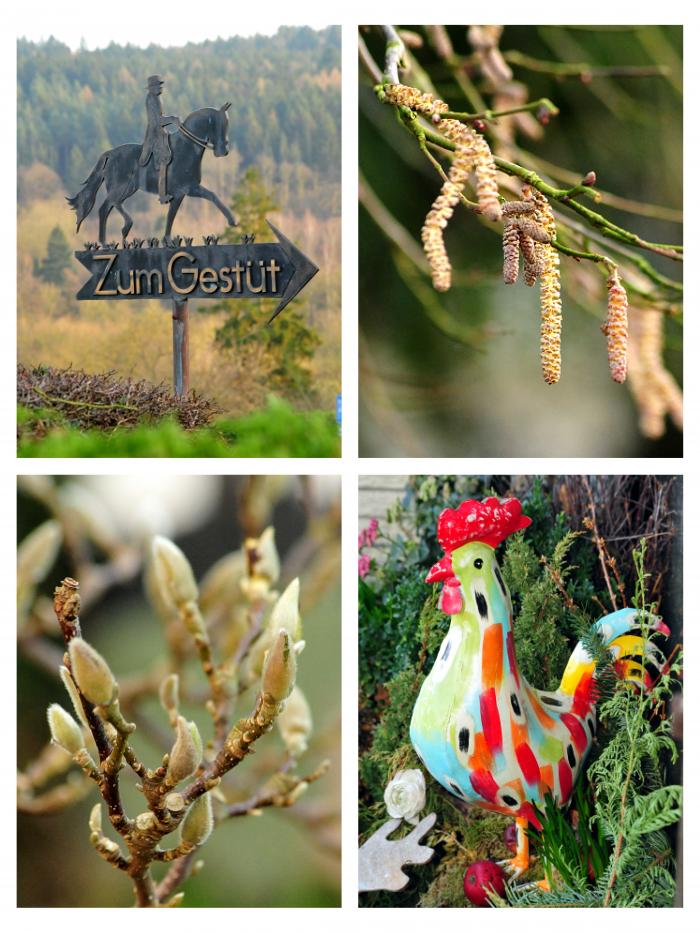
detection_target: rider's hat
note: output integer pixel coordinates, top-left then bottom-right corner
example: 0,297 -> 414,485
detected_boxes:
147,75 -> 164,89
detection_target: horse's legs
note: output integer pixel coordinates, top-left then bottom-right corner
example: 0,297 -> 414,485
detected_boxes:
164,193 -> 185,237
188,184 -> 237,227
116,203 -> 134,241
98,200 -> 114,244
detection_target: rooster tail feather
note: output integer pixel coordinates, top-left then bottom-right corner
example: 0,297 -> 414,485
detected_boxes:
559,607 -> 668,698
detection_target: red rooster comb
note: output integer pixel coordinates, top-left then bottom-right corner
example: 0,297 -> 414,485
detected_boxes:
437,496 -> 531,552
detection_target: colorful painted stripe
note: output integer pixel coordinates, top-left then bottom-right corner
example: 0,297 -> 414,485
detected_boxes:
479,688 -> 503,754
482,624 -> 504,689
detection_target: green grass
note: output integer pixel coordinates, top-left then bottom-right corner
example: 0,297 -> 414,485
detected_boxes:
17,397 -> 340,458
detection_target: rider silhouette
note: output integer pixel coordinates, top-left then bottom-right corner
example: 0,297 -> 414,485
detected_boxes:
139,75 -> 178,204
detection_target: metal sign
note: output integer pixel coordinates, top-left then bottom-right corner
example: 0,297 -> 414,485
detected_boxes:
68,75 -> 319,395
75,224 -> 318,321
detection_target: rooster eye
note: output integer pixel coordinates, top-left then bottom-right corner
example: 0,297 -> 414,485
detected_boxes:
473,558 -> 483,569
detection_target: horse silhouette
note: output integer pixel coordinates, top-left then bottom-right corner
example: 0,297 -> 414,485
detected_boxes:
68,104 -> 236,244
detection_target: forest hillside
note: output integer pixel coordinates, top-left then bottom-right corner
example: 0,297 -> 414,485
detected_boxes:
18,27 -> 340,423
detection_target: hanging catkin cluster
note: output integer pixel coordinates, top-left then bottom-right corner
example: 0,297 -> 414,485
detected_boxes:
627,309 -> 683,438
501,200 -> 550,286
519,186 -> 562,384
603,269 -> 629,383
383,83 -> 501,292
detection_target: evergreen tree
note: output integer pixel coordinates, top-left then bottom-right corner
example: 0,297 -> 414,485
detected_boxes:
35,225 -> 71,284
209,169 -> 320,401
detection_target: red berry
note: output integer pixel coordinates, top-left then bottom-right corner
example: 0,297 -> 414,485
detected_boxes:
503,822 -> 518,854
463,859 -> 506,907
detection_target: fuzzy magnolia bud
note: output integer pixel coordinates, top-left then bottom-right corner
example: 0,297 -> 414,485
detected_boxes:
166,716 -> 202,785
59,665 -> 89,727
18,520 -> 62,586
198,550 -> 246,614
277,686 -> 312,757
180,792 -> 213,847
68,637 -> 117,707
262,630 -> 297,703
152,536 -> 198,609
269,578 -> 302,643
47,703 -> 85,755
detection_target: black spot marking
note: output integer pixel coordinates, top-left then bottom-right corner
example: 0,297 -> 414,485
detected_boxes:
458,727 -> 470,753
510,693 -> 521,716
587,717 -> 596,736
540,695 -> 563,707
567,744 -> 576,768
441,639 -> 452,662
475,591 -> 489,619
474,558 -> 483,569
448,780 -> 464,799
494,565 -> 507,598
501,794 -> 518,807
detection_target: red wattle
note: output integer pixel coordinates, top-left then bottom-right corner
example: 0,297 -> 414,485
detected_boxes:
440,580 -> 463,614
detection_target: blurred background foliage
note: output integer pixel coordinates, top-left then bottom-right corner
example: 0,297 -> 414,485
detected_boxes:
359,26 -> 682,456
18,27 -> 340,422
18,475 -> 340,907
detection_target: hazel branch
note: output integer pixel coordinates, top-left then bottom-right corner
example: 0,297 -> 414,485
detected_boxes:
371,35 -> 682,265
441,98 -> 559,123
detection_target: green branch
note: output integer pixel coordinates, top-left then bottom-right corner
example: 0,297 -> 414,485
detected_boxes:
441,98 -> 559,122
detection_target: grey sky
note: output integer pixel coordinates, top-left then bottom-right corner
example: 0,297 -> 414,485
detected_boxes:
15,6 -> 328,51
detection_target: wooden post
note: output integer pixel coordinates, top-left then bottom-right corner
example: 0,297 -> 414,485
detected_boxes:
172,298 -> 189,396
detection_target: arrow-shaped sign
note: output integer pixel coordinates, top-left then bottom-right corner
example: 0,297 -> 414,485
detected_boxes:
75,222 -> 318,320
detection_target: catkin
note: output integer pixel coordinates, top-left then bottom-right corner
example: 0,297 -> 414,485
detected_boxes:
383,83 -> 501,291
524,187 -> 561,384
603,269 -> 628,383
627,309 -> 683,438
514,217 -> 551,244
518,231 -> 543,286
502,219 -> 520,284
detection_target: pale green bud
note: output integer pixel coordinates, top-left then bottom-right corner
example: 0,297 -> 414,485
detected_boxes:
68,637 -> 117,706
151,536 -> 198,609
277,686 -> 312,757
166,716 -> 202,785
60,665 -> 89,727
89,803 -> 102,834
47,703 -> 85,755
180,792 -> 213,847
198,550 -> 246,614
269,578 -> 302,642
17,520 -> 62,588
159,673 -> 180,722
262,630 -> 297,703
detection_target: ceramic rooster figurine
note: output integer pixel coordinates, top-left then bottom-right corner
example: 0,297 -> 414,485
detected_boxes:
410,496 -> 669,877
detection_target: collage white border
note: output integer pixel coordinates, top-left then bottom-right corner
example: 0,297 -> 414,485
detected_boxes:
2,3 -> 697,926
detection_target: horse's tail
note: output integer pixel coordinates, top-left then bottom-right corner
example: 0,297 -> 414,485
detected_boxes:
66,152 -> 108,232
